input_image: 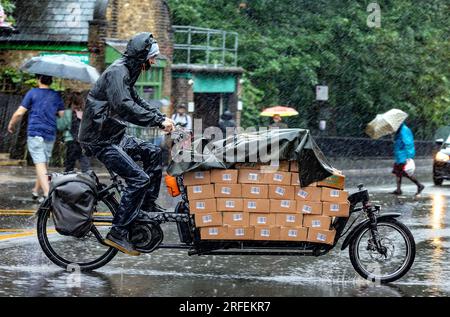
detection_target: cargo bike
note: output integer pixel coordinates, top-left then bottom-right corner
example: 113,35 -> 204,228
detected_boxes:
36,130 -> 415,283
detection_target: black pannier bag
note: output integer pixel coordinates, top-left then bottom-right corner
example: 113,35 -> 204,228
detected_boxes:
49,171 -> 98,238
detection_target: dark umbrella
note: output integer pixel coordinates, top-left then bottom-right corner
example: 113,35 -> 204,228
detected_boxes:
20,54 -> 100,84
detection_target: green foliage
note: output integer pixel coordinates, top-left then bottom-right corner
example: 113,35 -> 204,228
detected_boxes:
168,0 -> 450,139
0,0 -> 15,24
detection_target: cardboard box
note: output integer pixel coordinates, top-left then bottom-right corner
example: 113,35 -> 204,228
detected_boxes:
303,215 -> 332,229
241,184 -> 268,198
279,227 -> 308,241
187,184 -> 215,200
254,226 -> 281,241
210,169 -> 238,184
183,171 -> 211,185
200,226 -> 228,239
297,202 -> 322,215
270,199 -> 297,213
222,212 -> 250,226
317,173 -> 345,190
194,212 -> 222,227
223,226 -> 255,240
217,198 -> 244,212
291,173 -> 318,187
307,228 -> 337,245
321,188 -> 349,203
238,170 -> 266,184
322,202 -> 350,218
259,161 -> 290,173
275,213 -> 303,227
294,186 -> 322,202
290,161 -> 299,172
190,199 -> 217,214
214,184 -> 242,198
264,171 -> 291,185
249,213 -> 276,226
243,199 -> 271,213
268,185 -> 295,200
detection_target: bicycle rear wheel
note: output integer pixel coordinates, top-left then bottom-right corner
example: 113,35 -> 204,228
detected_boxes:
37,196 -> 118,272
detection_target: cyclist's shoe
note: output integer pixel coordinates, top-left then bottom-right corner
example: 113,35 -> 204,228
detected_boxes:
32,191 -> 39,200
104,228 -> 140,256
143,202 -> 166,213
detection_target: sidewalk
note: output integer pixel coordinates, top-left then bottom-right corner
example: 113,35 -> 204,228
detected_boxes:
0,157 -> 433,184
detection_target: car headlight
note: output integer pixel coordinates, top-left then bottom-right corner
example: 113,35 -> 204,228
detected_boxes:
436,152 -> 450,162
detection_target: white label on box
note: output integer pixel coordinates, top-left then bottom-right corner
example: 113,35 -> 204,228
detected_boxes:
247,201 -> 257,209
222,174 -> 232,181
250,187 -> 260,194
202,215 -> 212,223
288,229 -> 298,237
196,202 -> 206,209
297,190 -> 308,199
248,173 -> 259,181
261,229 -> 270,237
312,220 -> 322,228
235,228 -> 245,236
194,172 -> 205,179
193,186 -> 202,193
286,215 -> 296,223
233,213 -> 243,221
225,200 -> 235,208
257,216 -> 267,224
221,187 -> 231,195
317,233 -> 327,242
302,205 -> 312,213
208,228 -> 219,235
273,174 -> 283,182
330,190 -> 340,197
281,200 -> 291,208
275,187 -> 285,196
330,204 -> 340,212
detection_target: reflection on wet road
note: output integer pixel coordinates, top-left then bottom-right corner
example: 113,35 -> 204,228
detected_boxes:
0,170 -> 449,297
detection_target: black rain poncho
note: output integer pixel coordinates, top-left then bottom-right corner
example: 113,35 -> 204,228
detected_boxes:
79,32 -> 166,146
167,128 -> 337,187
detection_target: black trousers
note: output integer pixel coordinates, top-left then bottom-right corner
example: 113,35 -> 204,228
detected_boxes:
65,141 -> 91,173
88,135 -> 162,234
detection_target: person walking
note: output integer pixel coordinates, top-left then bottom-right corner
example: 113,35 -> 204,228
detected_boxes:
270,114 -> 288,129
171,104 -> 192,131
8,75 -> 65,201
57,91 -> 91,173
391,122 -> 425,196
218,110 -> 236,136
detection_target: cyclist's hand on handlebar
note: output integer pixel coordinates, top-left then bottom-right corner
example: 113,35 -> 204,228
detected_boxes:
160,117 -> 175,133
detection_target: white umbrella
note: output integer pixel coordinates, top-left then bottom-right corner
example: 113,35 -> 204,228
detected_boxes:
20,54 -> 100,84
365,109 -> 408,139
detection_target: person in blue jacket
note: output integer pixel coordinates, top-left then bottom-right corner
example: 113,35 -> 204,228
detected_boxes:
392,123 -> 424,195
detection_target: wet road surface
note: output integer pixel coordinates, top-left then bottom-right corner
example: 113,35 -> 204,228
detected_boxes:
0,167 -> 449,297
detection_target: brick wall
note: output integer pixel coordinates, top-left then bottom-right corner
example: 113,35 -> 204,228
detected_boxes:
171,77 -> 194,111
105,0 -> 174,114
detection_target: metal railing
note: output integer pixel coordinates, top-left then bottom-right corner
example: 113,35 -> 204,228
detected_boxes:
173,25 -> 238,66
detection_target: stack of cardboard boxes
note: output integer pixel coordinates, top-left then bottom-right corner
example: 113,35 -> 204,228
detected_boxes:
184,161 -> 349,245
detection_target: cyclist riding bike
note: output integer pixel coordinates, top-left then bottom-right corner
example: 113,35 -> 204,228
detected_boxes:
78,32 -> 175,256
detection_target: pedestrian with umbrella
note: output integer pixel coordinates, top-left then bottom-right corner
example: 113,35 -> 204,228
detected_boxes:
260,106 -> 298,129
7,54 -> 100,201
366,109 -> 425,196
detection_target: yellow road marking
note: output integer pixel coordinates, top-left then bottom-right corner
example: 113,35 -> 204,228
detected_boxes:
0,210 -> 112,216
0,229 -> 56,241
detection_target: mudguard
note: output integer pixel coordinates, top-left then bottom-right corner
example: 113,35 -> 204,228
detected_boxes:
340,213 -> 402,250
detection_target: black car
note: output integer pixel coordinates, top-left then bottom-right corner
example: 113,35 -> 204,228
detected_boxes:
433,135 -> 450,185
